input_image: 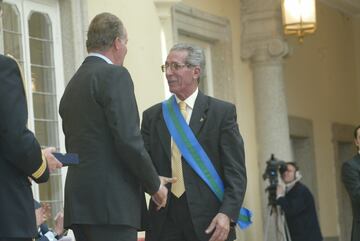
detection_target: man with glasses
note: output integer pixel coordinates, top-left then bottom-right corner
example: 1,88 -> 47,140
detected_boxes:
59,12 -> 173,241
0,1 -> 62,241
141,43 -> 247,241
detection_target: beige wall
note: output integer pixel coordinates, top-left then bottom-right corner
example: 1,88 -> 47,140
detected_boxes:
355,16 -> 360,110
86,0 -> 166,113
284,2 -> 360,237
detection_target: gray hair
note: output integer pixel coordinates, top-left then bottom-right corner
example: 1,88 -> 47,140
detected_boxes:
170,43 -> 206,82
86,12 -> 126,52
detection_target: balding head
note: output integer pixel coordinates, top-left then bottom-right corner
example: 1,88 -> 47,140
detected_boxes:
86,12 -> 126,52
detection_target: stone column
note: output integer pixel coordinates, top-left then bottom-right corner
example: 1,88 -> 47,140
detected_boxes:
240,1 -> 292,240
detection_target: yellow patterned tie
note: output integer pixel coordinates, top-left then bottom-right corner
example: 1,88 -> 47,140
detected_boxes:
171,101 -> 187,197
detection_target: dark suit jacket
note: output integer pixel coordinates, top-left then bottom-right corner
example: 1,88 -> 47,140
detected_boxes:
0,54 -> 49,238
59,56 -> 160,230
342,153 -> 360,241
276,182 -> 322,241
141,91 -> 246,241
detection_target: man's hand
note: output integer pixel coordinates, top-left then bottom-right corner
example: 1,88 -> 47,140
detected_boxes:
205,213 -> 230,241
35,207 -> 46,227
151,176 -> 177,210
54,211 -> 65,236
42,147 -> 62,172
152,185 -> 168,210
35,203 -> 51,227
160,176 -> 177,186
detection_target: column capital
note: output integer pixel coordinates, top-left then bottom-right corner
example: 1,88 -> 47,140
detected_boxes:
240,0 -> 289,64
154,0 -> 181,18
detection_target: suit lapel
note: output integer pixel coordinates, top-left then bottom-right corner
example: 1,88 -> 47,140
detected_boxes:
156,108 -> 171,160
189,91 -> 209,136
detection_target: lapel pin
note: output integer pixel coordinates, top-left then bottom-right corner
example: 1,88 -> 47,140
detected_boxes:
200,117 -> 204,122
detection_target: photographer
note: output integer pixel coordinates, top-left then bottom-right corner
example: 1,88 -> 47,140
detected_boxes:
276,162 -> 322,241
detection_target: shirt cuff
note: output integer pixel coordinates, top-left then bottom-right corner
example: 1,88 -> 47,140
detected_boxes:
277,193 -> 285,199
44,231 -> 57,241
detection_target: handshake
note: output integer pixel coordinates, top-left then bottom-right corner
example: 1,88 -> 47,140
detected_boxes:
151,176 -> 177,210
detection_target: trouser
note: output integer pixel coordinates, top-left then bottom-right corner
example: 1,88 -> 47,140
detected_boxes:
71,224 -> 137,241
158,193 -> 201,241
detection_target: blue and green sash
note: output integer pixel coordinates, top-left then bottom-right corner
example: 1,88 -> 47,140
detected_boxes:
162,95 -> 252,229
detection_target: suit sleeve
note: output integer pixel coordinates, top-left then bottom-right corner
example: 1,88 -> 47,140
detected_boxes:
218,104 -> 247,221
342,161 -> 360,204
98,67 -> 160,195
0,55 -> 49,183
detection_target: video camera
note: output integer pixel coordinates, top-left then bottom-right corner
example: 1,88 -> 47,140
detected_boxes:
262,154 -> 287,207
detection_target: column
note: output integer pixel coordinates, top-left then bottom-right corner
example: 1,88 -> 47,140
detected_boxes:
240,1 -> 292,240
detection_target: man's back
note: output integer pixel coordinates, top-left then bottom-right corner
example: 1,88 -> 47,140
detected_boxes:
60,56 -> 160,229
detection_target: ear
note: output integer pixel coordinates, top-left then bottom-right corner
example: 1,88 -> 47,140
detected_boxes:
295,170 -> 301,179
113,37 -> 121,50
193,66 -> 201,80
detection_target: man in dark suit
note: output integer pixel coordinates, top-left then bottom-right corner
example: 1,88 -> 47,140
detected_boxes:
141,43 -> 247,241
0,55 -> 60,240
59,12 -> 170,241
342,125 -> 360,241
276,162 -> 322,241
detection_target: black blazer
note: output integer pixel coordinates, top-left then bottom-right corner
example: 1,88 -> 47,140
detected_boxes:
277,182 -> 322,241
342,153 -> 360,241
59,56 -> 160,229
0,54 -> 49,238
141,91 -> 247,241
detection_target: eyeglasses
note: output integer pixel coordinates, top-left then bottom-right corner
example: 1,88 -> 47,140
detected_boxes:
161,62 -> 192,73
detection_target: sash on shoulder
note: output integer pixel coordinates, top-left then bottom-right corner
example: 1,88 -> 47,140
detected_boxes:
162,95 -> 252,229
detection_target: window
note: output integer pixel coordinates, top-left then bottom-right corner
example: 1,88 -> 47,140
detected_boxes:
2,2 -> 23,65
1,0 -> 65,228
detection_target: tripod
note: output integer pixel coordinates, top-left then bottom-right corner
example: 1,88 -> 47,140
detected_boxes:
263,204 -> 292,241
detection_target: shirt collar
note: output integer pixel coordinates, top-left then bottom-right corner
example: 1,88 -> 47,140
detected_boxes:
174,88 -> 198,109
88,52 -> 113,64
